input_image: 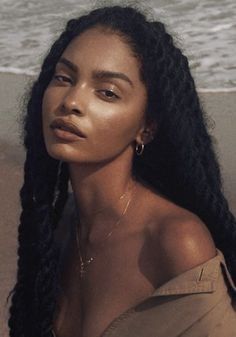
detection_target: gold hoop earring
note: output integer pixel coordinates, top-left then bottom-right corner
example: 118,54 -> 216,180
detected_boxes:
135,143 -> 145,156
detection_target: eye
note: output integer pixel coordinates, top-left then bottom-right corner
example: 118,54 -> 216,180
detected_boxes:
98,89 -> 120,101
53,74 -> 72,83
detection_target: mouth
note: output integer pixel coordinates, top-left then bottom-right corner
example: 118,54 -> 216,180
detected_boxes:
50,118 -> 86,139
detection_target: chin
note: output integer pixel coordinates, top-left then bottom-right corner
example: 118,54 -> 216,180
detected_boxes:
45,143 -> 80,162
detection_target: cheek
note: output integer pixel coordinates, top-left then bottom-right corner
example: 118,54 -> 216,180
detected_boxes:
42,88 -> 55,117
41,90 -> 56,143
93,104 -> 145,147
42,89 -> 60,131
41,96 -> 49,137
42,91 -> 50,122
112,100 -> 146,137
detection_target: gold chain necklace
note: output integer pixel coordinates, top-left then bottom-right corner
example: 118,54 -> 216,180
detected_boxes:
75,182 -> 136,278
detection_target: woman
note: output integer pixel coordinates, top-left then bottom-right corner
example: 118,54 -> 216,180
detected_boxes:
8,4 -> 236,337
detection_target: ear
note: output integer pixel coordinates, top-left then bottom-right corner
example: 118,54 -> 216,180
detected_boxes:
135,119 -> 158,145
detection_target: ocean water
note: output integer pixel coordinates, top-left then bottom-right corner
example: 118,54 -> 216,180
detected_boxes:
0,0 -> 235,89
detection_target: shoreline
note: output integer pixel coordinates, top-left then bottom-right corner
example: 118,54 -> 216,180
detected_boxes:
0,72 -> 236,337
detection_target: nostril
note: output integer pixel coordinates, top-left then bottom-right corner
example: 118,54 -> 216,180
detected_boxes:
72,107 -> 81,114
61,102 -> 82,115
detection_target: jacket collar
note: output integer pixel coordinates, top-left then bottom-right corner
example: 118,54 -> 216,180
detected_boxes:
150,248 -> 236,296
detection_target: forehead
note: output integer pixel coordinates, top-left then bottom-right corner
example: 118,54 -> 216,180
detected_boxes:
61,27 -> 142,80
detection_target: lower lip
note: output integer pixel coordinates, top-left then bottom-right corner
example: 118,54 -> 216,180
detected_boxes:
51,128 -> 85,141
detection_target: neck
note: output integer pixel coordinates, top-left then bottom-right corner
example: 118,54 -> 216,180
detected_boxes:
68,150 -> 137,244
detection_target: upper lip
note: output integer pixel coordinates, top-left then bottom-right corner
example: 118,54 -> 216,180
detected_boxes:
50,118 -> 86,138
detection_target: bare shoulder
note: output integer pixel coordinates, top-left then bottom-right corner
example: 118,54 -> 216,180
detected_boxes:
144,192 -> 217,280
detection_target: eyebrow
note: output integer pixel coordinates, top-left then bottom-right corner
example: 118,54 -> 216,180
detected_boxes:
57,57 -> 134,87
58,57 -> 78,73
92,70 -> 134,87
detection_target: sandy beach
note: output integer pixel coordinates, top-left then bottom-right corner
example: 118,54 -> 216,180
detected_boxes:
0,72 -> 235,336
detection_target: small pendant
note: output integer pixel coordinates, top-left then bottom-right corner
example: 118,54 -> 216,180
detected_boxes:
80,269 -> 86,278
80,257 -> 94,277
80,262 -> 86,278
84,257 -> 94,266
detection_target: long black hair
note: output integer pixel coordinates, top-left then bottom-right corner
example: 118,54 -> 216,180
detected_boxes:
8,4 -> 236,337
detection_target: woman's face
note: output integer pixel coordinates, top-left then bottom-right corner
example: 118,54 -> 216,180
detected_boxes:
42,27 -> 148,164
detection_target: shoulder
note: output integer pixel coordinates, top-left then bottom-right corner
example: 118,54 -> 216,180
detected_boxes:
147,199 -> 217,281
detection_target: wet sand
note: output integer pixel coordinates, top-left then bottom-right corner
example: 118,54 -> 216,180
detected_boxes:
0,72 -> 235,336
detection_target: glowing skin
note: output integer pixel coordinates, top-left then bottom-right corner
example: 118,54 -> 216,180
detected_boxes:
42,27 -> 156,240
42,27 -> 149,165
42,27 -> 218,337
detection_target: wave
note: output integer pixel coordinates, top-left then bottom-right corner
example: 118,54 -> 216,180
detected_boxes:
0,67 -> 36,76
197,88 -> 236,93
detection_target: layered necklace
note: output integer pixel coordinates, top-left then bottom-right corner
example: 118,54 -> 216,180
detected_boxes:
75,180 -> 136,278
51,181 -> 136,337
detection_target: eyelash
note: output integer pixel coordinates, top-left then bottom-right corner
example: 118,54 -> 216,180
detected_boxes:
97,89 -> 120,101
53,74 -> 72,83
53,75 -> 120,101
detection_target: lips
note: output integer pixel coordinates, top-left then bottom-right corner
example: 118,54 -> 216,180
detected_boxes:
50,118 -> 86,138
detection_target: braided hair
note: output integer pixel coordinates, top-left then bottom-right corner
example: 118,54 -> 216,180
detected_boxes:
8,5 -> 236,337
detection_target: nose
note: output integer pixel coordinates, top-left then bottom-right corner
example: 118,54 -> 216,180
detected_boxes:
61,86 -> 85,115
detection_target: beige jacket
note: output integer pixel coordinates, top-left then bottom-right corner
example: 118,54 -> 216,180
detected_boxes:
100,248 -> 236,337
56,195 -> 236,337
